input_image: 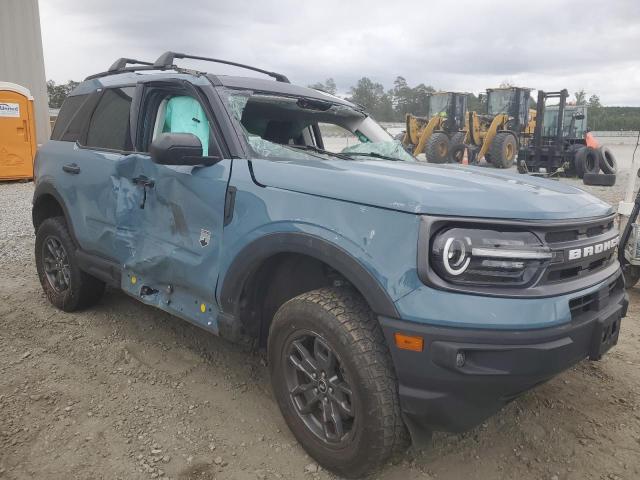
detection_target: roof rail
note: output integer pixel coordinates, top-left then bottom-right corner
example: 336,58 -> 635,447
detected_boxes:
108,58 -> 154,72
85,65 -> 166,81
153,51 -> 290,83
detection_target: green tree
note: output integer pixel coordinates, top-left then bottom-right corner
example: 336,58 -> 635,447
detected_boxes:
391,76 -> 434,120
588,94 -> 602,108
308,78 -> 337,95
574,89 -> 586,105
467,93 -> 486,113
47,80 -> 79,108
348,77 -> 394,120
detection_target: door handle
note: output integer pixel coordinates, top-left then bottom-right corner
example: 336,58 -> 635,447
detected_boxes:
132,175 -> 155,209
132,175 -> 155,188
62,163 -> 81,174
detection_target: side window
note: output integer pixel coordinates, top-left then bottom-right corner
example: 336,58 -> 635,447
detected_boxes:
51,94 -> 96,142
149,94 -> 212,156
316,122 -> 358,152
85,87 -> 135,151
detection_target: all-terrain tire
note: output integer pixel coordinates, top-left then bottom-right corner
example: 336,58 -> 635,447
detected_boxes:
425,132 -> 450,163
268,287 -> 408,478
35,216 -> 105,312
583,172 -> 616,186
449,131 -> 466,147
575,146 -> 600,177
599,145 -> 618,174
488,132 -> 517,168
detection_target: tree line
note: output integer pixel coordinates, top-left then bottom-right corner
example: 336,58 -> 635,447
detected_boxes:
47,78 -> 639,131
310,76 -> 483,123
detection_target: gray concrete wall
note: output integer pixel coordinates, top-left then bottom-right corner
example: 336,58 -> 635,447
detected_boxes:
0,0 -> 50,145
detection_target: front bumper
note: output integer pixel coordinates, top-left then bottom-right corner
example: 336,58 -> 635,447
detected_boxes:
380,272 -> 628,440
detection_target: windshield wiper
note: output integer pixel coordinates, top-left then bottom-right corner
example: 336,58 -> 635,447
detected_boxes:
286,144 -> 353,161
340,151 -> 403,162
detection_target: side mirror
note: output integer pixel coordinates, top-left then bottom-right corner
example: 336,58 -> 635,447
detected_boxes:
150,132 -> 220,166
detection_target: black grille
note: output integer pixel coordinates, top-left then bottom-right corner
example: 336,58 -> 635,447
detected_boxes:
569,275 -> 624,319
544,220 -> 614,244
538,215 -> 617,286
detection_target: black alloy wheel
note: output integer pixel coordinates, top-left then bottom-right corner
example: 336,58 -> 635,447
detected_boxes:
284,331 -> 355,445
42,236 -> 72,293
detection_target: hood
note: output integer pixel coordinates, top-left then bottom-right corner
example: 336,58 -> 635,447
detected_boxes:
250,158 -> 613,220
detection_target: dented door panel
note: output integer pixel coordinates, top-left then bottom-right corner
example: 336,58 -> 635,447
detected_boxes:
116,153 -> 232,332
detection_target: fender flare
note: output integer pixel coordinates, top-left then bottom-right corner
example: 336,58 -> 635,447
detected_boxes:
219,232 -> 400,319
32,182 -> 79,244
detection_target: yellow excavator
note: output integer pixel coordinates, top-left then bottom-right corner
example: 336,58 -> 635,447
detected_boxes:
466,86 -> 536,168
402,92 -> 468,163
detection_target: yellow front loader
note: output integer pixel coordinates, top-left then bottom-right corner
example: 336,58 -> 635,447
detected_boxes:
402,92 -> 468,163
465,87 -> 536,168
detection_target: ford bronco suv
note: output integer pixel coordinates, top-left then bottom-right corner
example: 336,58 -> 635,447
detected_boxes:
33,52 -> 627,478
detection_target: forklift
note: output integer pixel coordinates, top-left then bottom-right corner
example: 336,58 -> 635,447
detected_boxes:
402,91 -> 468,163
516,89 -> 588,176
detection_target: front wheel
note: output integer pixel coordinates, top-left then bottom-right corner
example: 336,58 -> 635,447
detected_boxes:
425,132 -> 450,163
268,288 -> 407,478
489,132 -> 517,168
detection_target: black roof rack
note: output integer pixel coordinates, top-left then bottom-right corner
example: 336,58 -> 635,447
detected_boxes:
153,51 -> 290,83
85,57 -> 165,80
108,58 -> 154,72
85,65 -> 166,81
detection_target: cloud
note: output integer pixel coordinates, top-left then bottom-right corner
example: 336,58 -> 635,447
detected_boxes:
40,0 -> 640,105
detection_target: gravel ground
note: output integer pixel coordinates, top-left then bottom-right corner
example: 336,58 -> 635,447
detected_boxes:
1,140 -> 640,480
0,181 -> 35,263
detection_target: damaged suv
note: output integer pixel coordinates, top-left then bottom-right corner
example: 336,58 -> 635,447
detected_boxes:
33,52 -> 627,478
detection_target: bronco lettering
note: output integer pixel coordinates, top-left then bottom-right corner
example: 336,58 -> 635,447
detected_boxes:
568,237 -> 618,261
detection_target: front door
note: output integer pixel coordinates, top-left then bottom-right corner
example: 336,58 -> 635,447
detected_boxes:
119,80 -> 232,332
0,86 -> 35,180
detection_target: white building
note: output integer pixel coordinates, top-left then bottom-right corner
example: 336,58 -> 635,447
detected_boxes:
0,0 -> 50,144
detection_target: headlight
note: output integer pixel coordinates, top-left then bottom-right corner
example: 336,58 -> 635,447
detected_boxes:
430,228 -> 553,287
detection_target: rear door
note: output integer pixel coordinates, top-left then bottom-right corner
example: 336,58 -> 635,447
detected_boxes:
67,87 -> 140,261
47,87 -> 141,261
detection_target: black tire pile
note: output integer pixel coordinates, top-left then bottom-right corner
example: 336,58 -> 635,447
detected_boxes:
576,145 -> 618,186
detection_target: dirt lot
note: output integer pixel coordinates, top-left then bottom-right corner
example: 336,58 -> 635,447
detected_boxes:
1,140 -> 640,479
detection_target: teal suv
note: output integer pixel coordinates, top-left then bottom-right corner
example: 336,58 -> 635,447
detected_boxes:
33,52 -> 627,478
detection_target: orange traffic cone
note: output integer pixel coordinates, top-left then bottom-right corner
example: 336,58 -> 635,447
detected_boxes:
462,146 -> 469,165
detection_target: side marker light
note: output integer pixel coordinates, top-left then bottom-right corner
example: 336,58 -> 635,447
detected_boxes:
394,333 -> 424,352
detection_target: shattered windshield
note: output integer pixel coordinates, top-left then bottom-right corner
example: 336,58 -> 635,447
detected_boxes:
222,89 -> 414,163
487,90 -> 513,115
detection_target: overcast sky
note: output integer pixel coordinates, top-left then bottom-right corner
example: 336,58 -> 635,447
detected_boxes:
40,0 -> 640,106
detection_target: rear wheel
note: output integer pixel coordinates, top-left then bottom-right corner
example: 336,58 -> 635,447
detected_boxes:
268,288 -> 407,478
488,132 -> 517,168
425,132 -> 450,163
35,217 -> 105,312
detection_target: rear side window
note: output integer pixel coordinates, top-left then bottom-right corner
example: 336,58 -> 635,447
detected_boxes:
51,94 -> 92,142
85,87 -> 135,151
